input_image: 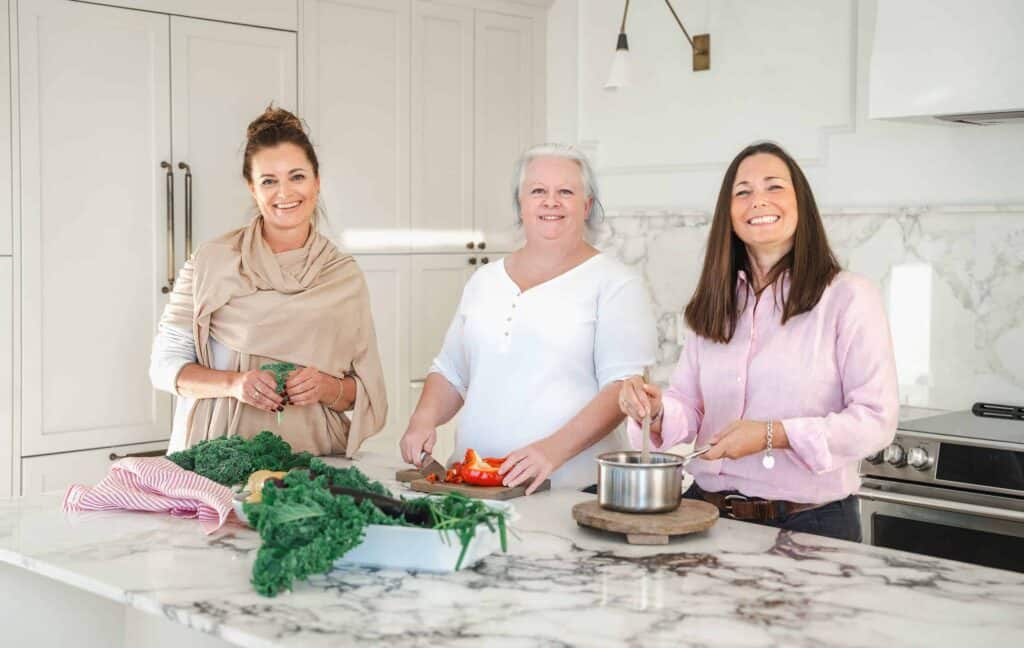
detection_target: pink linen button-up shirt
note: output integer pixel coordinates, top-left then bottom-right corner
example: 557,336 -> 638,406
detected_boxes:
629,270 -> 899,504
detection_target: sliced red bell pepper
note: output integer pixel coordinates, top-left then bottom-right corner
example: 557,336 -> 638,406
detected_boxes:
457,449 -> 508,487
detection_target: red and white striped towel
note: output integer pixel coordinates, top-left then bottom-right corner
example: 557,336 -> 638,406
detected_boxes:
62,457 -> 236,534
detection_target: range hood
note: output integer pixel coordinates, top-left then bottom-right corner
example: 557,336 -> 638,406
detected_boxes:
869,0 -> 1024,124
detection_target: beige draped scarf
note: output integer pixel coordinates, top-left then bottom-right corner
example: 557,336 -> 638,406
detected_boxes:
160,216 -> 387,456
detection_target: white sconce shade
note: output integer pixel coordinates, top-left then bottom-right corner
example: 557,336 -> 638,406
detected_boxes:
604,34 -> 630,90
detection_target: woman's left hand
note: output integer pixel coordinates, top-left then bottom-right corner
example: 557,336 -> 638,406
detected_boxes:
498,439 -> 561,495
702,420 -> 767,461
284,366 -> 327,407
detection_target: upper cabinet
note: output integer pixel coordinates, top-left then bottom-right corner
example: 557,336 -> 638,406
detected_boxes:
71,0 -> 298,30
474,10 -> 542,253
170,17 -> 297,259
302,0 -> 411,253
16,0 -> 296,456
0,0 -> 10,257
301,0 -> 546,254
411,2 -> 474,252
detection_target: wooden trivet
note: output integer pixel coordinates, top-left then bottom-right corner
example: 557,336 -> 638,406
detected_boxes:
572,499 -> 719,545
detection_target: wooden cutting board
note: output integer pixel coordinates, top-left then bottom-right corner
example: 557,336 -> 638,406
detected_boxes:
409,478 -> 551,500
572,499 -> 719,545
395,467 -> 427,482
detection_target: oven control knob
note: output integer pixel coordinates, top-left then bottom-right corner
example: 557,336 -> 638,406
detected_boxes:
865,451 -> 884,464
906,447 -> 933,470
883,443 -> 906,467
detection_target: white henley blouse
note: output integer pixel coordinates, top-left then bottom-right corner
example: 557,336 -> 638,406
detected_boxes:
429,254 -> 657,488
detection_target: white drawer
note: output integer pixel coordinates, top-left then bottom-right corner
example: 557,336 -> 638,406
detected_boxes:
21,440 -> 169,496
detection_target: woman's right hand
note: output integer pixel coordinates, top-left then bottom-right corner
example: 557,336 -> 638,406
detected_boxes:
618,376 -> 664,445
232,369 -> 284,413
400,418 -> 438,466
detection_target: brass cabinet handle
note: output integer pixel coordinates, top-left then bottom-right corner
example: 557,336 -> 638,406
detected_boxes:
481,257 -> 489,264
109,449 -> 168,461
160,161 -> 175,294
178,161 -> 193,259
468,257 -> 478,265
477,241 -> 486,250
465,241 -> 474,249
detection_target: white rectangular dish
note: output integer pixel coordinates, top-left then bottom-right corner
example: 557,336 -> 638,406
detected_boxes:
234,496 -> 514,572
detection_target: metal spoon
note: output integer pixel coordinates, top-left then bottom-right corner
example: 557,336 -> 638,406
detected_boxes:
681,445 -> 712,466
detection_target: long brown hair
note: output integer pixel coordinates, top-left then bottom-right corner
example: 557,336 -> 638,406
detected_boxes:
684,142 -> 840,343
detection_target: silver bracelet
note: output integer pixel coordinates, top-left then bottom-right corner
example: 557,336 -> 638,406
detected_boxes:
762,419 -> 776,469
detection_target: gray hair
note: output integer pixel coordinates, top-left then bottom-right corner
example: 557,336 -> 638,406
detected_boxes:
511,143 -> 605,227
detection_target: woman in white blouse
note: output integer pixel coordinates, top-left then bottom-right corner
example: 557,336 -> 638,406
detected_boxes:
399,144 -> 657,492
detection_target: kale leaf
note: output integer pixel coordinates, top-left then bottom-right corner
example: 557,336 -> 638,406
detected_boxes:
244,464 -> 509,596
166,431 -> 312,486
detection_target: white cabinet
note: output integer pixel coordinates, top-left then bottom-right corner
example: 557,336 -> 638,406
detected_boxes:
411,1 -> 475,252
301,0 -> 544,254
352,254 -> 410,459
0,259 -> 11,498
355,252 -> 488,461
16,0 -> 296,457
302,0 -> 411,253
474,9 -> 542,253
409,253 -> 482,380
21,440 -> 169,496
71,0 -> 298,30
170,17 -> 297,262
18,0 -> 173,456
0,0 -> 10,257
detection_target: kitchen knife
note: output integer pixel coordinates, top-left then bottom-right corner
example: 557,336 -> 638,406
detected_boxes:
418,451 -> 448,481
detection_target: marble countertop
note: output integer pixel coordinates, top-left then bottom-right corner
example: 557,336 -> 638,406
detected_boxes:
2,452 -> 1023,648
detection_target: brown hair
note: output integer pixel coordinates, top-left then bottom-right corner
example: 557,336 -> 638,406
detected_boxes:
242,105 -> 319,182
684,141 -> 841,343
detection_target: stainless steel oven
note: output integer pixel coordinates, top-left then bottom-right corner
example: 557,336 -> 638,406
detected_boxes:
858,410 -> 1024,573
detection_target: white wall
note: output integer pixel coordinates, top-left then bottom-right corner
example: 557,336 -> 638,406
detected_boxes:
548,0 -> 1024,211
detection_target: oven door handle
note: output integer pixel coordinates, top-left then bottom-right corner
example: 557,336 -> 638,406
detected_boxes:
858,487 -> 1024,524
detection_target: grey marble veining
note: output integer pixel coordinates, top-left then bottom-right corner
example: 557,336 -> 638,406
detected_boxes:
593,206 -> 1024,410
2,453 -> 1023,647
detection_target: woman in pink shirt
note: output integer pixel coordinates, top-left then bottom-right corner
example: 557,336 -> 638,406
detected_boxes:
618,142 -> 898,542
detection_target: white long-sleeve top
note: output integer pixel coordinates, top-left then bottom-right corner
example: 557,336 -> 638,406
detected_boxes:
149,325 -> 234,452
430,254 -> 658,489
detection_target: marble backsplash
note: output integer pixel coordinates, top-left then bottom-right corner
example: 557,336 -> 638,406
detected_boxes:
592,205 -> 1024,412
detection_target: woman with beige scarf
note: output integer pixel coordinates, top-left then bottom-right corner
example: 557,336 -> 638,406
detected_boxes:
149,107 -> 387,456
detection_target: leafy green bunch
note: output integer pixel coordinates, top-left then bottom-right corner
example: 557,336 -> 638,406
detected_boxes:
247,469 -> 369,597
243,464 -> 509,597
166,430 -> 312,486
261,362 -> 296,424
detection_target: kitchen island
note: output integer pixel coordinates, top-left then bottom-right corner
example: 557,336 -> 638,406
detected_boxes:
2,451 -> 1022,647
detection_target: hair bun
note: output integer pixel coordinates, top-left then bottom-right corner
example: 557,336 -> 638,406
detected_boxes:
246,105 -> 305,142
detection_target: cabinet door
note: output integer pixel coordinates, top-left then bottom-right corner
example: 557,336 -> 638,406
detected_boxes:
18,0 -> 172,455
301,0 -> 411,253
0,259 -> 11,497
351,255 -> 409,459
409,254 -> 479,381
474,11 -> 537,253
21,440 -> 168,496
410,1 -> 474,253
170,17 -> 297,264
0,0 -> 10,256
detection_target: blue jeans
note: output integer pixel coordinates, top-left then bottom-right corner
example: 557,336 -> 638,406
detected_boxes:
684,483 -> 863,543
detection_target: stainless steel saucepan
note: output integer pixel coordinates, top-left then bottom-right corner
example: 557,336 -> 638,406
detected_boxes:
596,446 -> 711,514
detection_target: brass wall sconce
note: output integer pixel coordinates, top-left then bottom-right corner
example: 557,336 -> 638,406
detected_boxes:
605,0 -> 711,89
